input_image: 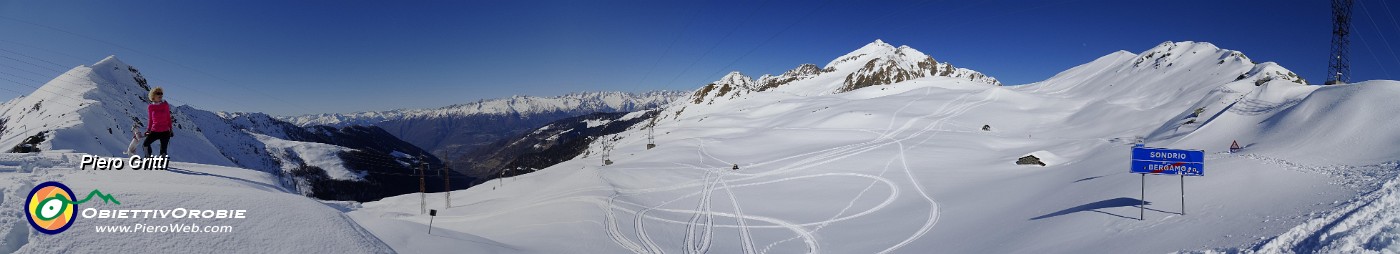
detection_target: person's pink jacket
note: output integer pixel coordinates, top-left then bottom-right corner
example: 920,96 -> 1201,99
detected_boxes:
148,101 -> 172,133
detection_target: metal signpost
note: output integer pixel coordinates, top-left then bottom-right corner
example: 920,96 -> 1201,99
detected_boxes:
1130,145 -> 1204,220
427,209 -> 437,234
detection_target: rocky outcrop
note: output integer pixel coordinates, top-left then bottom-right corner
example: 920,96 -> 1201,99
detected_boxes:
1016,155 -> 1046,166
835,41 -> 1000,92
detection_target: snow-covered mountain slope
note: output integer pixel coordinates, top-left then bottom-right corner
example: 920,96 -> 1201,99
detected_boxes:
1193,80 -> 1400,253
456,110 -> 659,183
1146,78 -> 1397,166
0,153 -> 393,253
348,41 -> 1399,253
1008,41 -> 1309,141
0,56 -> 235,166
688,39 -> 999,106
829,39 -> 1000,92
0,56 -> 439,201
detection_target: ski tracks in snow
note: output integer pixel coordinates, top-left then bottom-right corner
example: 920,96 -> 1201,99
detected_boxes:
682,169 -> 718,254
478,87 -> 1000,253
719,174 -> 758,254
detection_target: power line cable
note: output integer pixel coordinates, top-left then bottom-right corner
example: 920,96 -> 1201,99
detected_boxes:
660,0 -> 773,88
0,15 -> 309,112
633,1 -> 705,91
700,0 -> 834,82
0,44 -> 246,110
0,50 -> 193,106
1357,0 -> 1400,78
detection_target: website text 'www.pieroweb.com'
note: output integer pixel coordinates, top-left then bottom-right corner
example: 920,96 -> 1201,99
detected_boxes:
84,208 -> 245,233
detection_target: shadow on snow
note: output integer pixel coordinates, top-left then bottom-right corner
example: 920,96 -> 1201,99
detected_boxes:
1030,197 -> 1164,220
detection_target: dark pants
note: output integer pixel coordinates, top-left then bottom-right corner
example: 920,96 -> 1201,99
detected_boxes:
143,131 -> 172,157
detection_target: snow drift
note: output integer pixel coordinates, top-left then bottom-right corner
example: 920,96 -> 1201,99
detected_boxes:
347,40 -> 1400,253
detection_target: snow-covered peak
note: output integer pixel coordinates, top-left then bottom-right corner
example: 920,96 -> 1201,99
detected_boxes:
1146,41 -> 1221,56
823,39 -> 937,71
0,56 -> 237,166
715,71 -> 755,89
830,40 -> 1000,91
782,63 -> 824,77
1124,41 -> 1256,70
1017,41 -> 1304,114
826,39 -> 899,70
93,55 -> 129,69
685,39 -> 999,102
852,39 -> 893,53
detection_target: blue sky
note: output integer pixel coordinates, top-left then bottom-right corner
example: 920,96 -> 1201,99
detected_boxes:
1,0 -> 1398,116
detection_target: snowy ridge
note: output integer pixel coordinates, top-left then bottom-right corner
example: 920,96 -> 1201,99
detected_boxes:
1022,41 -> 1304,101
1007,41 -> 1311,139
714,71 -> 756,90
829,39 -> 1000,92
349,41 -> 1400,253
283,91 -> 686,127
0,56 -> 374,185
687,39 -> 999,105
0,56 -> 235,166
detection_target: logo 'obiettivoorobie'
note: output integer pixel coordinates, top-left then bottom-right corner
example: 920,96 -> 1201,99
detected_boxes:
25,181 -> 120,235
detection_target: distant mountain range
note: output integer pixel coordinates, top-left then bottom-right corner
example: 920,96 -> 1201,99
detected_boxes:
0,56 -> 451,202
0,55 -> 686,201
281,91 -> 686,179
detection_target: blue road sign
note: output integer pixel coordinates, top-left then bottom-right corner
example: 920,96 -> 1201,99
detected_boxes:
1130,146 -> 1204,176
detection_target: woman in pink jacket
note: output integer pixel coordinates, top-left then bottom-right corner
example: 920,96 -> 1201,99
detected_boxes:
144,87 -> 173,157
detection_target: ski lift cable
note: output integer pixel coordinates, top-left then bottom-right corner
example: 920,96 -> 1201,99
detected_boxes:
696,0 -> 947,87
337,155 -> 417,169
1379,0 -> 1400,39
0,69 -> 153,109
660,0 -> 773,89
630,0 -> 706,93
339,149 -> 460,174
269,149 -> 414,171
868,0 -> 943,25
334,151 -> 438,169
1357,0 -> 1400,78
0,50 -> 195,106
1353,23 -> 1397,78
0,83 -> 59,105
640,0 -> 833,148
347,158 -> 449,177
698,0 -> 833,82
0,16 -> 552,180
350,155 -> 437,170
890,0 -> 1077,34
0,15 -> 311,111
0,43 -> 433,172
0,45 -> 250,111
0,65 -> 91,107
2,42 -> 464,176
0,54 -> 434,170
0,54 -> 70,80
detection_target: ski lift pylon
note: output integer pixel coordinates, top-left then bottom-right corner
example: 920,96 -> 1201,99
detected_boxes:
646,113 -> 658,149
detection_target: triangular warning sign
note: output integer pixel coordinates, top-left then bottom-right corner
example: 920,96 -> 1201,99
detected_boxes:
1229,140 -> 1242,153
